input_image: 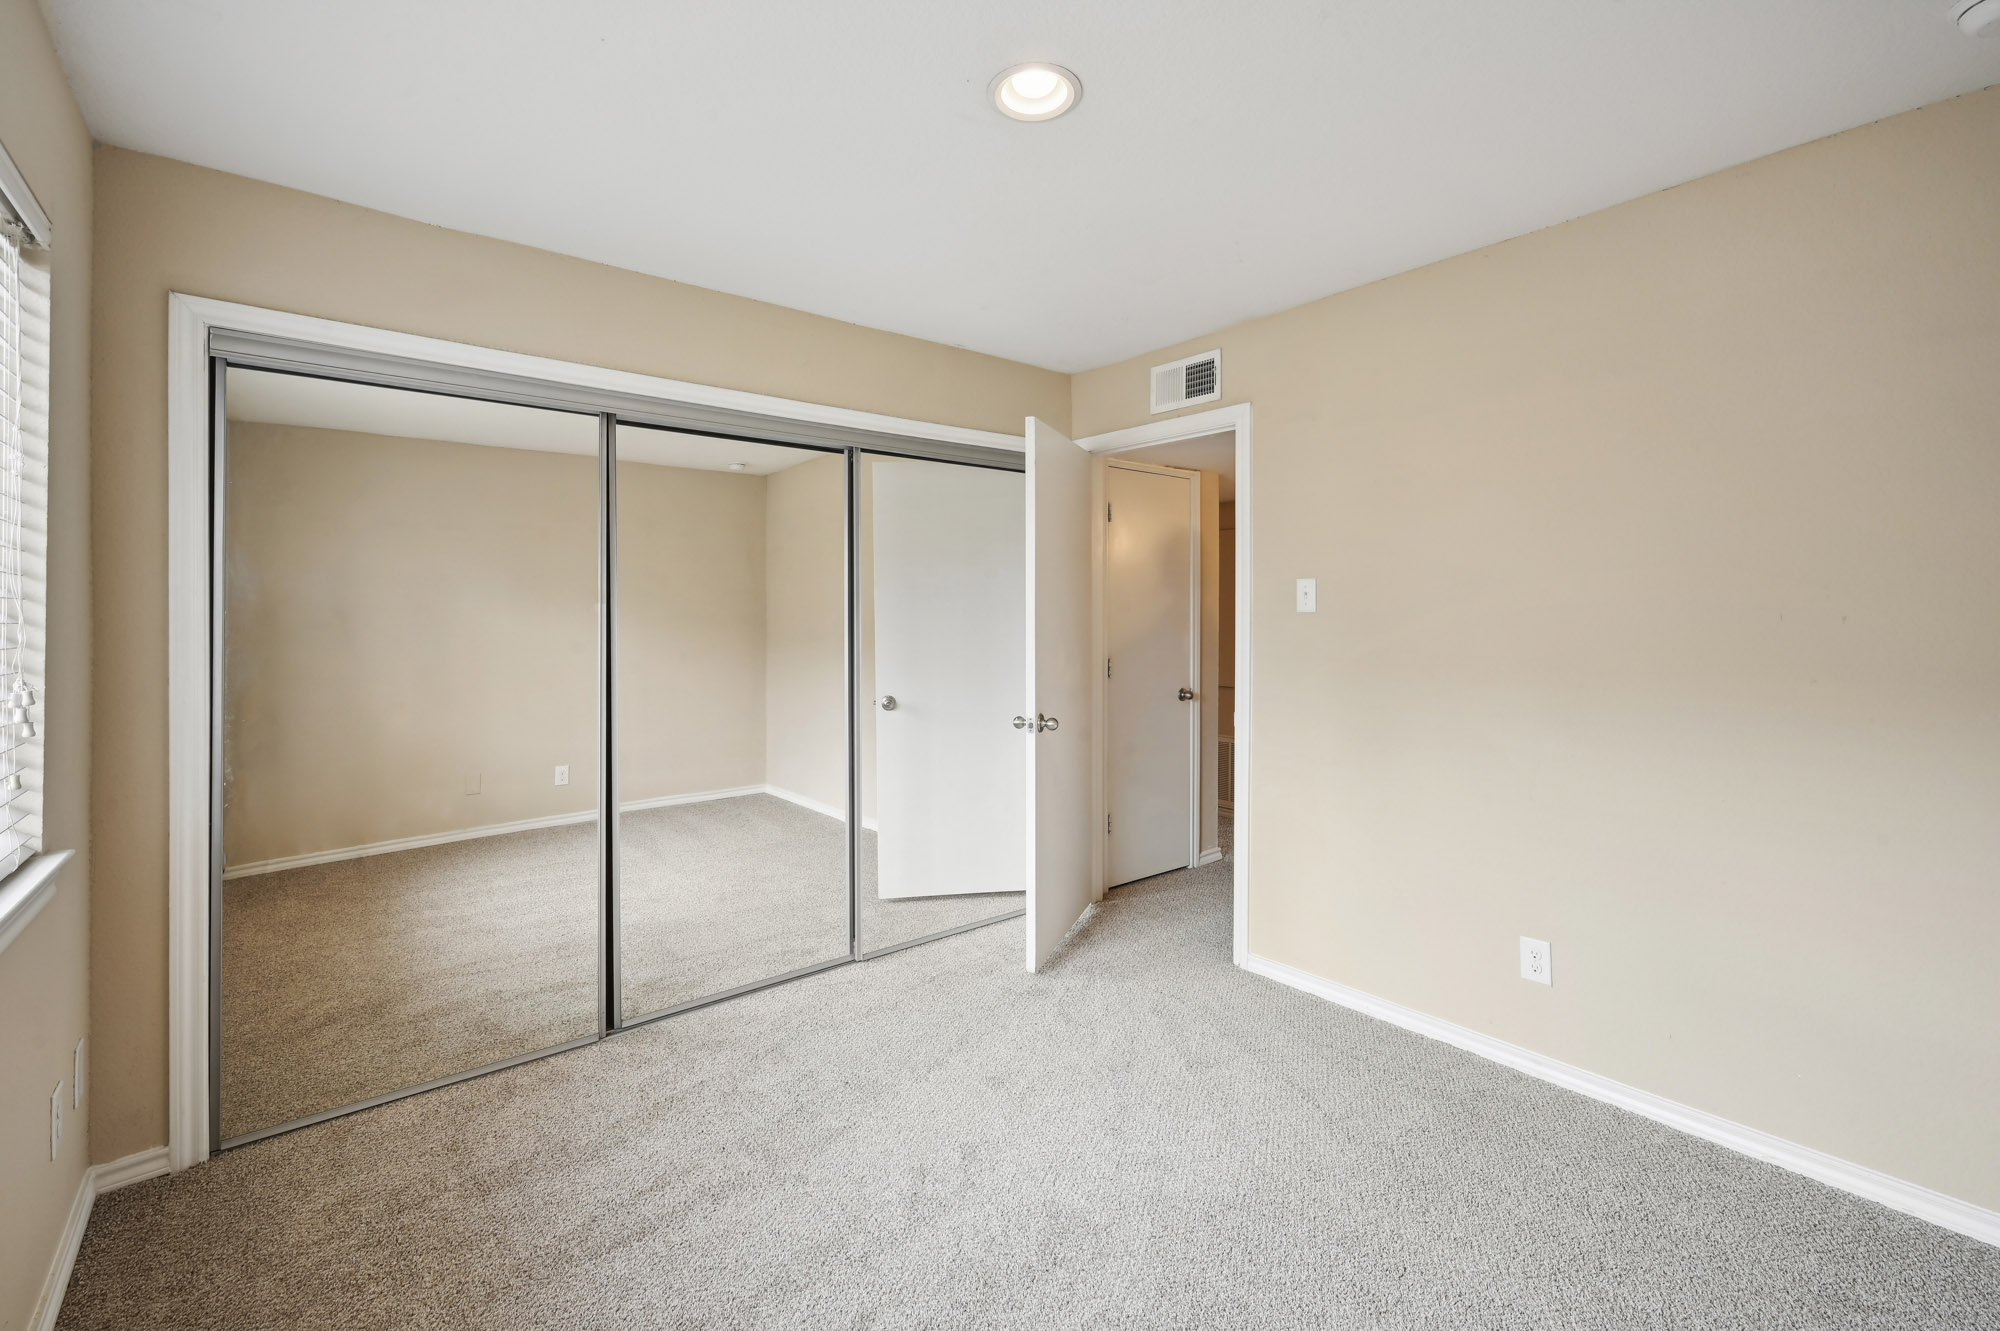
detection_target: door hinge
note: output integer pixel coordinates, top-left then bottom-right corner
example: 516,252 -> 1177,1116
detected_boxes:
1106,814 -> 1112,835
1105,657 -> 1112,679
1105,502 -> 1112,522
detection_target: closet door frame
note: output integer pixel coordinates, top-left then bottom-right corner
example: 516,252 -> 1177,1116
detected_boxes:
174,294 -> 1024,1166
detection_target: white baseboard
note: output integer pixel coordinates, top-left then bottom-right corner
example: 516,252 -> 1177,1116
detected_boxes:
1196,846 -> 1224,866
29,1168 -> 92,1331
764,784 -> 879,831
1241,952 -> 2000,1249
90,1146 -> 171,1193
30,1147 -> 171,1331
622,786 -> 767,816
222,785 -> 769,879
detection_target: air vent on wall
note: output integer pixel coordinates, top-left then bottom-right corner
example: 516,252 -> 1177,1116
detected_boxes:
1150,350 -> 1222,414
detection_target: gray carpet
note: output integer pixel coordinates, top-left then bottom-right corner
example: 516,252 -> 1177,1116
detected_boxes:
221,794 -> 1017,1138
77,839 -> 2000,1328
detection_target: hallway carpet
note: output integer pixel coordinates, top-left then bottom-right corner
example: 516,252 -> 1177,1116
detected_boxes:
67,847 -> 2000,1328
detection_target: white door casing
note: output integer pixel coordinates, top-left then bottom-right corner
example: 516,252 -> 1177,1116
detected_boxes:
1025,417 -> 1097,971
870,457 -> 1026,898
165,293 -> 1028,1169
1104,461 -> 1199,886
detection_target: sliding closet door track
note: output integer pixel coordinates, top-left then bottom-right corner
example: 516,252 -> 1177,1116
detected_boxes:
217,1034 -> 601,1151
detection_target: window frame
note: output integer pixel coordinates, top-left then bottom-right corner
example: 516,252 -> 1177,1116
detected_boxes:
0,136 -> 71,953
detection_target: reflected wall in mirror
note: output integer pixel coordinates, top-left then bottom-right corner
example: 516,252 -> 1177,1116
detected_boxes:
219,369 -> 600,1142
857,453 -> 1026,952
613,426 -> 850,1018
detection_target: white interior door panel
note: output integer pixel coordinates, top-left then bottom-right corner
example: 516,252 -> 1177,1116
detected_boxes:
1025,418 -> 1096,970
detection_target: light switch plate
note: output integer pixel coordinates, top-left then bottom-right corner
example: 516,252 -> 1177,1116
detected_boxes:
74,1037 -> 84,1108
50,1083 -> 62,1160
1296,578 -> 1317,613
1520,936 -> 1552,986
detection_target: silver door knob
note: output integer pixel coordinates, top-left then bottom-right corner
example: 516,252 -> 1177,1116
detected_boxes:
877,695 -> 897,711
1177,688 -> 1195,701
1012,715 -> 1031,729
1039,714 -> 1060,732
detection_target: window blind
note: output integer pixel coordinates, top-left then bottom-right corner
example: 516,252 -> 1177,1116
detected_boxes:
0,230 -> 47,878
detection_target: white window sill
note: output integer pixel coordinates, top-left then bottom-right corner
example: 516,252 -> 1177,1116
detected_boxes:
0,849 -> 76,957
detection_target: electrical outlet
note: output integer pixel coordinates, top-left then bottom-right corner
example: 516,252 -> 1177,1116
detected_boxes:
463,771 -> 482,796
1296,577 -> 1317,613
74,1037 -> 85,1108
554,765 -> 569,787
50,1082 -> 63,1160
1520,936 -> 1552,986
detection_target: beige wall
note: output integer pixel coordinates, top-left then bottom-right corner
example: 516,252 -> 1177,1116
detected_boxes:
615,456 -> 769,804
0,0 -> 92,1323
223,422 -> 791,866
1074,86 -> 2000,1209
763,454 -> 847,812
222,424 -> 599,865
91,147 -> 1068,1163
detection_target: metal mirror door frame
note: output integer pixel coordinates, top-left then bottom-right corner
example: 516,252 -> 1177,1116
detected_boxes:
206,338 -> 1027,1151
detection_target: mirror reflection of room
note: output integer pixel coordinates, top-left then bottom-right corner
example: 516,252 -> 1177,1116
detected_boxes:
857,453 -> 1025,953
219,369 -> 600,1143
612,427 -> 853,1019
612,438 -> 1028,1018
220,385 -> 1035,1139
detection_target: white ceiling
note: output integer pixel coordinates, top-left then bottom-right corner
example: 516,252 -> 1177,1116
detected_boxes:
43,2 -> 2000,372
226,368 -> 817,474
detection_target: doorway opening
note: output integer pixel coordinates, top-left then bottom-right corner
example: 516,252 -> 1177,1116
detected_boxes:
1101,456 -> 1207,885
1100,433 -> 1233,887
1072,408 -> 1251,964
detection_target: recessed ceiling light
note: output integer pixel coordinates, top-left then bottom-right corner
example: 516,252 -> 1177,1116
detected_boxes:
728,462 -> 748,471
1957,0 -> 2000,35
991,63 -> 1081,122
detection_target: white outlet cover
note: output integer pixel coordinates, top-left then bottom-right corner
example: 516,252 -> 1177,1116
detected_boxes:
50,1083 -> 63,1159
74,1037 -> 85,1108
554,765 -> 570,786
1520,936 -> 1552,986
1296,577 -> 1317,613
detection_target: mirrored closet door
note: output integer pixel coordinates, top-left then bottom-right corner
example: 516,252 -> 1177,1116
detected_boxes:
212,343 -> 1032,1149
216,369 -> 602,1144
613,425 -> 852,1020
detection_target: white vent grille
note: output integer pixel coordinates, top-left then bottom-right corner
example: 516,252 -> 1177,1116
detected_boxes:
1217,737 -> 1235,811
1150,350 -> 1222,414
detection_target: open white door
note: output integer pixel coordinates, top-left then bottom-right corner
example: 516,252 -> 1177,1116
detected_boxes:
871,458 -> 1026,898
1024,417 -> 1096,971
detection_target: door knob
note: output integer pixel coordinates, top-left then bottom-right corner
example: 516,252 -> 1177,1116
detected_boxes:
877,695 -> 897,711
1012,715 -> 1031,730
1177,688 -> 1195,702
1013,714 -> 1060,732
